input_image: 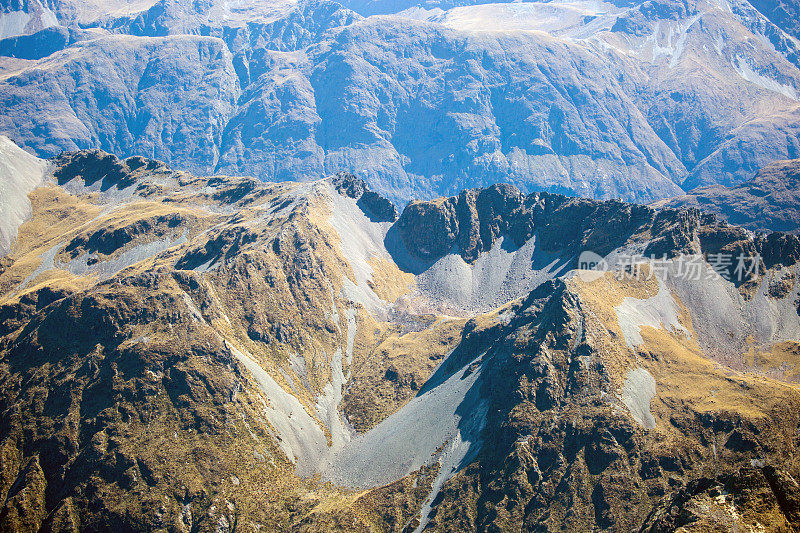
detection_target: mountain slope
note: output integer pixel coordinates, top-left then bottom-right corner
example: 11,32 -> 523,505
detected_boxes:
1,144 -> 800,530
656,158 -> 800,233
0,135 -> 46,257
1,0 -> 800,204
745,0 -> 800,41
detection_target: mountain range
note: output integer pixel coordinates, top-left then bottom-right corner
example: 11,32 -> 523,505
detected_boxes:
2,0 -> 800,531
0,138 -> 799,531
1,0 -> 800,204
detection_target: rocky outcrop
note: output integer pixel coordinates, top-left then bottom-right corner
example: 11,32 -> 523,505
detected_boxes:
396,184 -> 654,263
396,183 -> 800,285
52,150 -> 164,189
332,173 -> 398,223
64,213 -> 185,259
640,465 -> 800,531
642,208 -> 706,257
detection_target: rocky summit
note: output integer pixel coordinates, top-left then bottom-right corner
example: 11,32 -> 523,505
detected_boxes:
0,141 -> 799,531
2,0 -> 800,203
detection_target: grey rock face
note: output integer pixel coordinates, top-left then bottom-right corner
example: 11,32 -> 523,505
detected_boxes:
332,172 -> 399,222
1,0 -> 800,205
397,183 -> 655,263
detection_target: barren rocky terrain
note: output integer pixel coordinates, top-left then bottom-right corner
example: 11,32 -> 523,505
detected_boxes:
0,141 -> 798,531
2,1 -> 800,530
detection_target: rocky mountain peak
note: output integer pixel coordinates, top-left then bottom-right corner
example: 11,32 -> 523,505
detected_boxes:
396,183 -> 528,262
394,181 -> 800,294
52,149 -> 166,188
395,184 -> 656,263
331,172 -> 398,223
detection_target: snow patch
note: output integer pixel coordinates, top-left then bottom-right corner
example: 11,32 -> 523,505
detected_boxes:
404,1 -> 624,39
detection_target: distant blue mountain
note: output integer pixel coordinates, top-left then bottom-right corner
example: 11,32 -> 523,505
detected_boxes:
1,0 -> 799,205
